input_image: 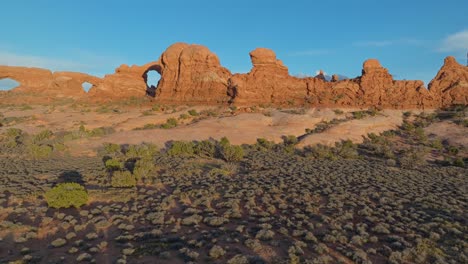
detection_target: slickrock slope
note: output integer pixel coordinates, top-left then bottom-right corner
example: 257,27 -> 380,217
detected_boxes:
0,43 -> 466,108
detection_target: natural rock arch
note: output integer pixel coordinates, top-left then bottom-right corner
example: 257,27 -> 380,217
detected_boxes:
142,64 -> 162,97
0,78 -> 20,91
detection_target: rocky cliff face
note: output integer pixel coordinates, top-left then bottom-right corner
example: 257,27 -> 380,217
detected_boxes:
0,66 -> 100,98
0,43 -> 466,109
154,43 -> 232,104
428,56 -> 468,106
228,48 -> 308,105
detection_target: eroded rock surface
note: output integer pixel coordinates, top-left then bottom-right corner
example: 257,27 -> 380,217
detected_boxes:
428,56 -> 468,106
0,43 -> 466,108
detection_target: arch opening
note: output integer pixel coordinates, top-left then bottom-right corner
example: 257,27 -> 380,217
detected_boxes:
143,65 -> 162,98
82,82 -> 93,93
0,78 -> 20,91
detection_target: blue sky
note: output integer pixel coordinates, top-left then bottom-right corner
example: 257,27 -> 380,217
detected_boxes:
1,0 -> 467,90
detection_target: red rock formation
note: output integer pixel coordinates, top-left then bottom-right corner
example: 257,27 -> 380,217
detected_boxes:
88,62 -> 158,100
0,66 -> 52,91
229,48 -> 309,105
0,43 -> 466,109
0,66 -> 100,98
428,56 -> 468,106
315,70 -> 327,81
154,43 -> 232,104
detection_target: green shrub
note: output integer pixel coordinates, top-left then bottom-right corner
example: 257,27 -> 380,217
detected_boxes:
30,144 -> 53,159
333,109 -> 344,115
125,143 -> 158,159
32,129 -> 53,144
111,171 -> 136,188
219,137 -> 230,147
103,143 -> 121,156
303,144 -> 336,160
160,118 -> 178,129
105,158 -> 122,170
167,141 -> 195,156
194,140 -> 216,157
88,127 -> 115,137
399,146 -> 428,169
255,138 -> 275,151
45,183 -> 88,209
334,140 -> 359,159
133,159 -> 155,180
282,135 -> 298,146
188,109 -> 198,116
179,113 -> 189,120
352,111 -> 366,119
220,144 -> 244,162
451,157 -> 465,168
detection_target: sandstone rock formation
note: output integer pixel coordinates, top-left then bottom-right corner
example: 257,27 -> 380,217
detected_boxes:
228,48 -> 308,105
0,66 -> 100,97
154,43 -> 232,104
88,62 -> 157,100
0,42 -> 466,109
428,56 -> 468,107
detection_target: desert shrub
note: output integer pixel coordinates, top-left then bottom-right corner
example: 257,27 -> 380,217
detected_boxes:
281,135 -> 298,153
413,127 -> 428,143
303,144 -> 336,160
333,109 -> 344,115
133,159 -> 155,180
282,135 -> 298,146
452,157 -> 465,168
333,140 -> 359,159
125,143 -> 158,159
167,141 -> 195,156
447,145 -> 459,155
429,139 -> 443,150
111,171 -> 136,188
87,127 -> 115,137
188,109 -> 198,116
209,245 -> 226,259
29,144 -> 53,159
103,143 -> 121,156
361,133 -> 395,159
134,123 -> 158,130
160,118 -> 178,129
220,144 -> 244,162
399,146 -> 428,169
179,113 -> 189,119
352,111 -> 366,119
194,140 -> 216,157
51,238 -> 67,247
32,129 -> 53,144
151,104 -> 162,111
45,183 -> 88,209
105,158 -> 122,171
219,137 -> 230,148
255,138 -> 275,151
2,128 -> 25,147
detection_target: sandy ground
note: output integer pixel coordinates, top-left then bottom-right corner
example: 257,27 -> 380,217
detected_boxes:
425,121 -> 468,148
8,104 -> 461,156
297,110 -> 404,147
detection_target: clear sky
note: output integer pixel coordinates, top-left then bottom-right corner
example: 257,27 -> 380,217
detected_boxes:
0,0 -> 467,90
